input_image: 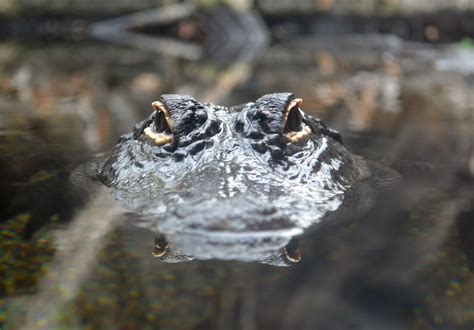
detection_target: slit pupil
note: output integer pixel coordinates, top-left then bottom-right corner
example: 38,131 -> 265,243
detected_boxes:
154,111 -> 172,134
284,107 -> 303,132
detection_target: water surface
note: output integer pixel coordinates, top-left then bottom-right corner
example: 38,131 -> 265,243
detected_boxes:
1,36 -> 473,329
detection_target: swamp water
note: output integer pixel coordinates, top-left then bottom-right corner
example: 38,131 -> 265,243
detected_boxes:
0,35 -> 473,329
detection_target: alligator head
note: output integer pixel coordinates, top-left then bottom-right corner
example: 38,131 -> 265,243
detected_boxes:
97,93 -> 373,266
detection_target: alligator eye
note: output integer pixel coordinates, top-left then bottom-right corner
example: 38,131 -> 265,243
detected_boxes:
281,98 -> 312,143
283,98 -> 303,133
246,93 -> 313,143
144,101 -> 174,146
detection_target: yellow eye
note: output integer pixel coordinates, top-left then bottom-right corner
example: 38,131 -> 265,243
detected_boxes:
282,98 -> 312,143
144,101 -> 174,146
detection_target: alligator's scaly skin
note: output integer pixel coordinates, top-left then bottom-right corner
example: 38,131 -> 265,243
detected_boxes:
97,93 -> 370,265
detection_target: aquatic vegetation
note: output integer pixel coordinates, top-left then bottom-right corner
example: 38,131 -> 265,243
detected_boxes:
0,213 -> 55,296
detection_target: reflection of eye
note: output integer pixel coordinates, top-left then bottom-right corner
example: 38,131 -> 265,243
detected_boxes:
282,98 -> 312,144
283,237 -> 301,263
144,101 -> 174,146
152,235 -> 170,258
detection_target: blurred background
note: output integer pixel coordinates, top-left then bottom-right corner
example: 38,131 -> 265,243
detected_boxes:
0,0 -> 474,329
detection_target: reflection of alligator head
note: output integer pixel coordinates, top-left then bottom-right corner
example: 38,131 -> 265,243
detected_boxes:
94,93 -> 389,266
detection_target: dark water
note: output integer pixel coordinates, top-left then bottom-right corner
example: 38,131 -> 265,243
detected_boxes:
1,35 -> 473,329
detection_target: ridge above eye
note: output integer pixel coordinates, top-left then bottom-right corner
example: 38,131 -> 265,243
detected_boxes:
245,93 -> 312,143
143,94 -> 208,146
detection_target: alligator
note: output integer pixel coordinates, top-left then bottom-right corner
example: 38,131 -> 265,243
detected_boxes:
89,93 -> 393,266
